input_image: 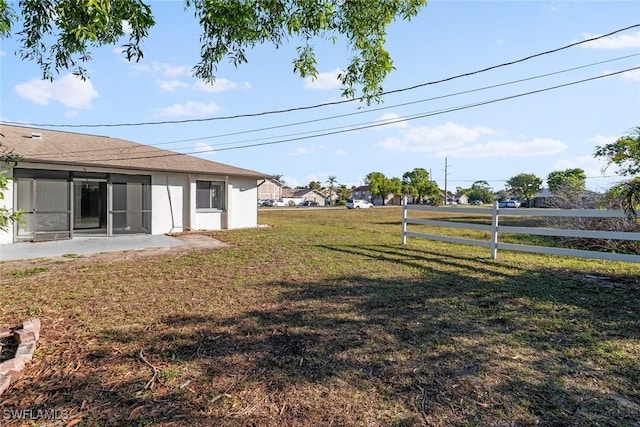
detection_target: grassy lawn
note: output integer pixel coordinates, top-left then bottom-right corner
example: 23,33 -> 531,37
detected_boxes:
1,207 -> 639,426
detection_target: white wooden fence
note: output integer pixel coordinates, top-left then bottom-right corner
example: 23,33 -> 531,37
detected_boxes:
401,202 -> 640,263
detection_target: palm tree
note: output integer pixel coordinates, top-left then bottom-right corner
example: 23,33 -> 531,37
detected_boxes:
326,175 -> 337,206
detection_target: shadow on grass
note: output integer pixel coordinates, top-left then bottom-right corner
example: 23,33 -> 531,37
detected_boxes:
6,245 -> 640,426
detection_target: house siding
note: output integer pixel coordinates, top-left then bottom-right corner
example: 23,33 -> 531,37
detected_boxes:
151,173 -> 188,234
258,179 -> 283,201
0,163 -> 261,245
227,176 -> 258,228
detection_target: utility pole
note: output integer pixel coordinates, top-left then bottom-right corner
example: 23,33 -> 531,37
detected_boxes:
444,157 -> 448,204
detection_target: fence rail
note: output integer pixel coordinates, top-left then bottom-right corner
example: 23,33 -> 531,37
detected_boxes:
401,202 -> 640,263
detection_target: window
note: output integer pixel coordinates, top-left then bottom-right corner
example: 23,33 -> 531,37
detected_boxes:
196,181 -> 225,210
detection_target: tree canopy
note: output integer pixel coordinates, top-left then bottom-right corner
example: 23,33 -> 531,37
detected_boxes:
365,171 -> 401,205
546,168 -> 586,193
402,167 -> 440,204
546,168 -> 586,206
308,181 -> 321,190
0,0 -> 427,102
595,127 -> 640,217
594,126 -> 640,177
505,173 -> 542,207
458,180 -> 494,204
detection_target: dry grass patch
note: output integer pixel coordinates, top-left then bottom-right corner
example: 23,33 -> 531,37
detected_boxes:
0,207 -> 639,426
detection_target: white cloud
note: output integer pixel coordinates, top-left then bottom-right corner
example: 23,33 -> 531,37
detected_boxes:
374,113 -> 409,131
194,78 -> 251,93
441,138 -> 567,158
290,146 -> 312,156
282,175 -> 300,188
551,156 -> 610,180
133,61 -> 253,92
305,174 -> 322,183
621,68 -> 640,82
336,149 -> 346,156
580,31 -> 640,49
121,20 -> 133,35
194,141 -> 215,155
14,74 -> 99,108
376,122 -> 497,152
136,61 -> 191,78
375,121 -> 566,159
587,134 -> 618,146
153,101 -> 221,118
304,69 -> 342,90
0,50 -> 6,56
159,79 -> 188,92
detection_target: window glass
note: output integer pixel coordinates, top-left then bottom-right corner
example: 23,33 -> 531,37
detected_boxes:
196,181 -> 225,210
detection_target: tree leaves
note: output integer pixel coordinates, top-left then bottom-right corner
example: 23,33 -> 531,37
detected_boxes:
11,0 -> 155,81
2,0 -> 427,101
505,173 -> 542,206
594,126 -> 640,177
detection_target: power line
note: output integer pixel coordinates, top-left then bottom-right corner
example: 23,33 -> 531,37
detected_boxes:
2,23 -> 638,129
74,65 -> 640,162
30,53 -> 640,159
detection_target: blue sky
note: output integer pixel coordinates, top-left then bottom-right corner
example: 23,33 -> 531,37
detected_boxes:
1,0 -> 639,193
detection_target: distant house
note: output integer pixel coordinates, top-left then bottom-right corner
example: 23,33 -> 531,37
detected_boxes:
533,187 -> 554,207
352,185 -> 372,201
533,188 -> 602,208
457,194 -> 469,205
258,178 -> 284,201
352,185 -> 399,205
0,124 -> 269,245
282,188 -> 327,206
318,187 -> 339,203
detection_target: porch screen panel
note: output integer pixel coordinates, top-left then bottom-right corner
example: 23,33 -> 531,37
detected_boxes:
34,180 -> 71,239
111,178 -> 151,235
15,178 -> 35,240
15,179 -> 72,241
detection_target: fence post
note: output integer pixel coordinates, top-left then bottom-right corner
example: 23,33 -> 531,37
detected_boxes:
402,197 -> 407,244
490,201 -> 499,259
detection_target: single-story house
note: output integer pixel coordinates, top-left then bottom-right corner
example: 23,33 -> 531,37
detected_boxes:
0,125 -> 269,245
533,187 -> 601,208
282,188 -> 327,206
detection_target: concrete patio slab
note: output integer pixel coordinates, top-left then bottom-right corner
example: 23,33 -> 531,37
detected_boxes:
0,235 -> 185,262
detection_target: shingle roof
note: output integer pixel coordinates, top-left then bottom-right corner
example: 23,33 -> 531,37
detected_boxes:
1,124 -> 269,178
282,188 -> 325,198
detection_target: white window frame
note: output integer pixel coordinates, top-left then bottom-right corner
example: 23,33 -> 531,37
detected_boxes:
196,180 -> 225,211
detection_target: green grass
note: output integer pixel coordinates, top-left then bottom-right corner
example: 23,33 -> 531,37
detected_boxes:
0,207 -> 638,426
8,266 -> 49,278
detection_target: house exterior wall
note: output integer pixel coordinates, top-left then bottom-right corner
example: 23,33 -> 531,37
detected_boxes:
190,175 -> 257,231
151,173 -> 188,234
300,190 -> 326,206
0,163 -> 260,245
227,176 -> 258,228
258,179 -> 282,200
